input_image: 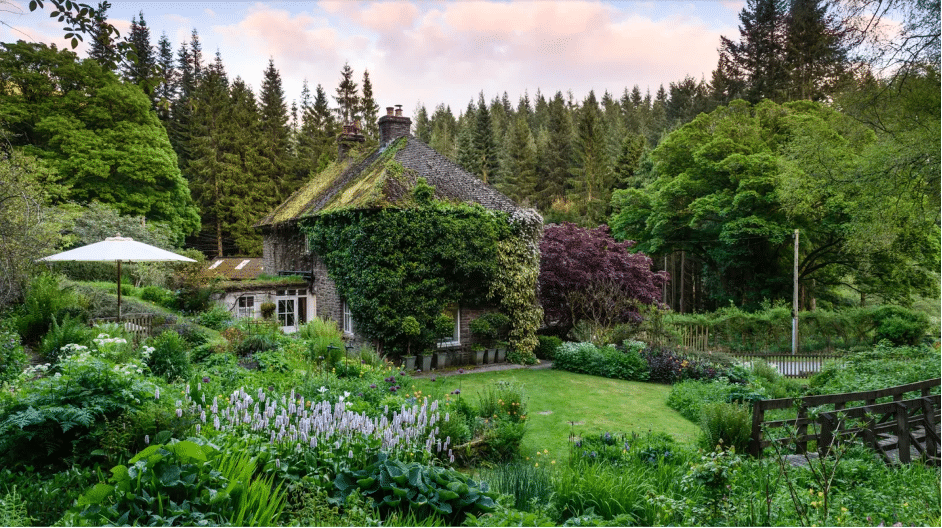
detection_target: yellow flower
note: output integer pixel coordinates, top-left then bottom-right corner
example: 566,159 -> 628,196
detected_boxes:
841,507 -> 848,512
534,463 -> 539,467
818,491 -> 824,498
536,451 -> 541,456
544,449 -> 548,454
551,460 -> 556,465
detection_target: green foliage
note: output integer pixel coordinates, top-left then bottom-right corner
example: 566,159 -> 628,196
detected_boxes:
872,305 -> 931,345
297,317 -> 343,341
260,301 -> 276,320
332,452 -> 498,525
197,304 -> 234,331
67,439 -> 287,526
480,462 -> 555,513
138,285 -> 175,307
0,42 -> 200,244
236,333 -> 280,357
697,402 -> 752,453
305,198 -> 511,354
15,274 -> 87,343
553,342 -> 650,382
145,330 -> 191,382
0,321 -> 27,385
0,487 -> 31,526
667,379 -> 740,423
0,349 -> 153,470
0,465 -> 96,526
39,314 -> 96,363
254,350 -> 292,373
808,342 -> 940,395
470,312 -> 511,350
534,335 -> 561,360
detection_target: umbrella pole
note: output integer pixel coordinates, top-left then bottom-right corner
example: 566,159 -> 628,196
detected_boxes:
117,260 -> 122,323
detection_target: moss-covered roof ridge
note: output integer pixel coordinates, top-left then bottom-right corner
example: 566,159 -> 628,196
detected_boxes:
257,136 -> 523,227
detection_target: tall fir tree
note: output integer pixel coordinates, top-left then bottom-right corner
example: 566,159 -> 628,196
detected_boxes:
570,90 -> 612,224
784,0 -> 849,100
499,113 -> 538,204
187,52 -> 232,256
87,1 -> 119,71
613,133 -> 646,189
312,83 -> 337,170
429,103 -> 457,161
413,103 -> 432,143
334,62 -> 359,124
455,100 -> 478,173
535,91 -> 572,209
121,11 -> 157,99
360,69 -> 379,143
648,85 -> 668,146
154,32 -> 177,126
258,58 -> 293,199
473,93 -> 500,184
167,31 -> 203,178
720,0 -> 789,103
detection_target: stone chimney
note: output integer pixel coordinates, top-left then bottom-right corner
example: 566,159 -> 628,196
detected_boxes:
378,104 -> 411,147
337,121 -> 365,161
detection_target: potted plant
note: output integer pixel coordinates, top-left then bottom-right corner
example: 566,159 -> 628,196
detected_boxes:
471,343 -> 486,365
470,312 -> 510,363
260,301 -> 276,320
420,351 -> 433,372
435,348 -> 450,369
495,340 -> 508,363
401,316 -> 420,370
433,313 -> 455,369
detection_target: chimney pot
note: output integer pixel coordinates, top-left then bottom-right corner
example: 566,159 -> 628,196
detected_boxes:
386,106 -> 395,116
395,104 -> 403,117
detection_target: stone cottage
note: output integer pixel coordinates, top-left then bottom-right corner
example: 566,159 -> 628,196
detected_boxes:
257,106 -> 539,351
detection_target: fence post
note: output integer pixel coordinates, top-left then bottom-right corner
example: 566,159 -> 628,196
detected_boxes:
796,406 -> 809,454
750,401 -> 765,457
895,402 -> 911,464
921,397 -> 939,463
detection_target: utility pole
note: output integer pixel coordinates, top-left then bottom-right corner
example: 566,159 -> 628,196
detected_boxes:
792,229 -> 799,355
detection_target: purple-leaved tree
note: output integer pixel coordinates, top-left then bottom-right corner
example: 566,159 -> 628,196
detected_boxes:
539,223 -> 668,340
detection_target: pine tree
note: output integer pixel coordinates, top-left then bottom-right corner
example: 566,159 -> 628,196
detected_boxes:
499,113 -> 537,203
121,12 -> 156,99
784,0 -> 849,101
188,29 -> 204,80
312,83 -> 337,169
187,53 -> 232,256
613,132 -> 646,189
720,0 -> 789,103
258,58 -> 293,198
474,93 -> 500,184
168,35 -> 199,176
455,100 -> 478,173
648,85 -> 668,146
87,1 -> 118,71
429,104 -> 457,160
570,90 -> 612,224
334,62 -> 359,124
360,69 -> 379,143
154,32 -> 177,126
666,75 -> 713,128
413,103 -> 431,143
536,91 -> 572,209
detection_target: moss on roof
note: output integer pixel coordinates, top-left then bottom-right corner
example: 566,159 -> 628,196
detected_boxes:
257,136 -> 521,227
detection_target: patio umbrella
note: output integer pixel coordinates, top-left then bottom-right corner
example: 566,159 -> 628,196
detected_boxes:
40,235 -> 196,321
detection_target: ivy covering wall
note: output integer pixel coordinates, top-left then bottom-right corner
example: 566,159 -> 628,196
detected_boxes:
303,180 -> 542,361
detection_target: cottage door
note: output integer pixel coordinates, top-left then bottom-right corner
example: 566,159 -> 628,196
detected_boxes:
276,289 -> 298,333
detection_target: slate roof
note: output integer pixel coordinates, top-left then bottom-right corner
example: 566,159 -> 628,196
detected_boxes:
257,136 -> 522,227
202,257 -> 264,280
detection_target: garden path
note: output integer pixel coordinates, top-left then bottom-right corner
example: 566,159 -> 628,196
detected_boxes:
410,360 -> 553,379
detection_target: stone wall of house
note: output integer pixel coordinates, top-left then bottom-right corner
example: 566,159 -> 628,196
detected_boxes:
261,223 -> 313,277
461,307 -> 490,346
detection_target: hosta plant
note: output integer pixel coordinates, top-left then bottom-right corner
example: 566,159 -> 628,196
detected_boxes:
332,452 -> 498,525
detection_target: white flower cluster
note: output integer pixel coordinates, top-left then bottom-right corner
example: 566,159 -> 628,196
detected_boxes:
180,386 -> 451,460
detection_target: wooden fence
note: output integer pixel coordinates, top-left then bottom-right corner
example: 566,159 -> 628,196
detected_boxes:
90,313 -> 157,341
749,378 -> 941,464
729,351 -> 844,378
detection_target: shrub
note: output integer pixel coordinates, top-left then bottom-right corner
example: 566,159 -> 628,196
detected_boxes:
641,346 -> 722,383
667,380 -> 737,423
0,321 -> 26,385
0,466 -> 97,526
873,305 -> 930,345
297,317 -> 343,341
0,487 -> 31,526
0,349 -> 153,470
553,342 -> 649,381
698,402 -> 752,453
38,315 -> 96,364
137,285 -> 175,307
470,312 -> 511,346
332,452 -> 498,525
480,462 -> 555,513
67,440 -> 287,527
254,350 -> 292,373
236,334 -> 280,357
16,275 -> 87,343
535,335 -> 562,360
197,305 -> 234,331
146,330 -> 191,382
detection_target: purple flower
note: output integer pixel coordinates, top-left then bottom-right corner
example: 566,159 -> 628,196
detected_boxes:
144,435 -> 150,445
458,369 -> 464,374
431,377 -> 436,382
399,371 -> 406,376
390,386 -> 398,392
452,389 -> 461,395
370,384 -> 377,389
202,376 -> 210,383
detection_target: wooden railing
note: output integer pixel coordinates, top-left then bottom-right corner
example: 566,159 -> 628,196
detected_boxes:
90,313 -> 157,341
749,378 -> 941,464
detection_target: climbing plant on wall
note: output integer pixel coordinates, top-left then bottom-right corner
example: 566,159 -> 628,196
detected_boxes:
303,179 -> 542,359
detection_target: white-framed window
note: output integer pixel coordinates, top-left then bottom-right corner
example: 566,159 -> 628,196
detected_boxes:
237,296 -> 255,318
438,305 -> 460,347
342,300 -> 354,335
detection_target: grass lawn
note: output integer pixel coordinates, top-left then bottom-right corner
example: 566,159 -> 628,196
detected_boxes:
407,369 -> 700,462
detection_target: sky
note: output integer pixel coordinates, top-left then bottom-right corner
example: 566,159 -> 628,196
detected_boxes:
2,1 -> 745,117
